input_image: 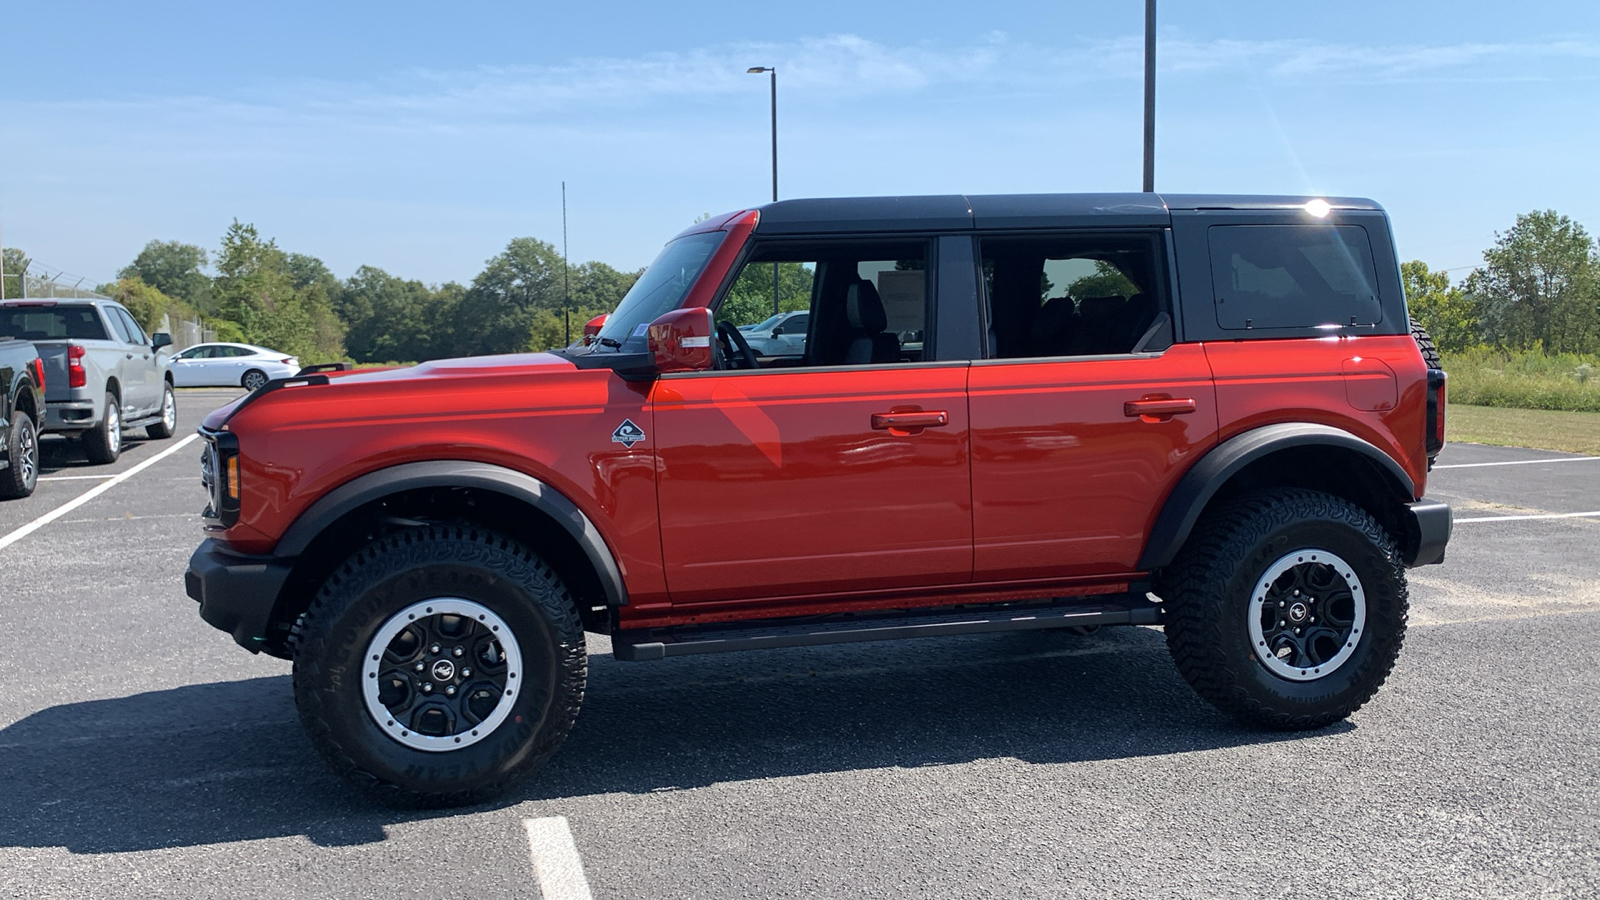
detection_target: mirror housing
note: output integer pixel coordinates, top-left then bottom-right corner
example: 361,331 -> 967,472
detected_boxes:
582,314 -> 608,345
647,307 -> 714,373
151,332 -> 173,351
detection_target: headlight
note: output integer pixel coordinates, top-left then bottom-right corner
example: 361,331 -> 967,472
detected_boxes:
199,429 -> 241,526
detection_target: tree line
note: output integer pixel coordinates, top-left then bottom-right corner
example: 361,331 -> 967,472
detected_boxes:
90,221 -> 642,365
9,208 -> 1597,366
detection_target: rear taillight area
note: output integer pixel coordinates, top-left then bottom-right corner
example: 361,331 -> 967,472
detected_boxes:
1425,368 -> 1447,460
67,343 -> 87,389
200,428 -> 241,527
30,356 -> 45,393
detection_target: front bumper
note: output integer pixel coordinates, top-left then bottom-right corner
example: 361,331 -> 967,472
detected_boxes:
1401,499 -> 1452,567
185,538 -> 294,653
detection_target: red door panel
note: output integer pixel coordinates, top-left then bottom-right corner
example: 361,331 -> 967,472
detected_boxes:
968,344 -> 1218,580
652,365 -> 973,605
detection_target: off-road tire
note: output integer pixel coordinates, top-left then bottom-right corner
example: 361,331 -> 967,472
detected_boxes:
81,391 -> 122,465
0,410 -> 39,499
146,382 -> 177,439
291,525 -> 586,808
1410,315 -> 1441,370
1158,488 -> 1408,730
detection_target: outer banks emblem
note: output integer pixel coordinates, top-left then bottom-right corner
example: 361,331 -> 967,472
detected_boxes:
611,419 -> 646,448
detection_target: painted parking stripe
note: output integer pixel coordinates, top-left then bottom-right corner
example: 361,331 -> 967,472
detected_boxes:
1455,510 -> 1600,523
38,474 -> 120,481
524,816 -> 594,900
1434,456 -> 1599,469
0,434 -> 199,553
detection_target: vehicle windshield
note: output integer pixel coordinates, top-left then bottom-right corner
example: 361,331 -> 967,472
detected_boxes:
745,313 -> 784,333
593,231 -> 724,352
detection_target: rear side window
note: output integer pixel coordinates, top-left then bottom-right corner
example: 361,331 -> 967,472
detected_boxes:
1208,225 -> 1382,330
0,306 -> 111,341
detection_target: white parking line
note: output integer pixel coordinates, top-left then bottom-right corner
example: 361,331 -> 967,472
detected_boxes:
0,434 -> 199,553
1434,456 -> 1599,469
1455,510 -> 1600,523
524,816 -> 594,900
38,474 -> 119,481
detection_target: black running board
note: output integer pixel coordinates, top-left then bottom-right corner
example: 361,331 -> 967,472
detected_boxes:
612,599 -> 1162,661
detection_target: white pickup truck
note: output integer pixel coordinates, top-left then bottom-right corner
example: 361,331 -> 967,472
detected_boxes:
0,299 -> 178,464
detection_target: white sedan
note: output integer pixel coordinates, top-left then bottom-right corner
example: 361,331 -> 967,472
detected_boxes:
169,343 -> 301,390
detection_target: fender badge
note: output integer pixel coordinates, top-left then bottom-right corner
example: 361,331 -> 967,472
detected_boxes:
611,419 -> 646,448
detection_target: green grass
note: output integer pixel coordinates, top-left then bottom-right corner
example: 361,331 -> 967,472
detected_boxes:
1447,404 -> 1600,455
1442,347 -> 1600,412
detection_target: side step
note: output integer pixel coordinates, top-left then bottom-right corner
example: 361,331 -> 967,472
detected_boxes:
612,597 -> 1162,661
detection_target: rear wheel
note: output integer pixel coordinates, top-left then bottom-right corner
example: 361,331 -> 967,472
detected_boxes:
1158,489 -> 1407,729
241,369 -> 269,391
146,382 -> 177,439
0,410 -> 39,499
81,392 -> 122,465
292,525 -> 586,807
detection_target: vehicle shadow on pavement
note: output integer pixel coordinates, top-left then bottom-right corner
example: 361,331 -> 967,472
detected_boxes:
0,627 -> 1343,854
36,434 -> 162,475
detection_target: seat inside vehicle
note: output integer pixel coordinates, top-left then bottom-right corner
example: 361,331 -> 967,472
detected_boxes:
982,235 -> 1170,359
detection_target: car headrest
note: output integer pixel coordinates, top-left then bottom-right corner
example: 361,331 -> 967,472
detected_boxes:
846,280 -> 887,334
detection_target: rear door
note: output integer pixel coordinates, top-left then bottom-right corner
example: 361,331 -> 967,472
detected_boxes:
967,230 -> 1219,580
108,306 -> 156,414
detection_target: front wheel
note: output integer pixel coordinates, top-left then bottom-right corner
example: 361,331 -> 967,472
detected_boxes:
292,525 -> 586,807
1158,489 -> 1408,729
146,382 -> 177,439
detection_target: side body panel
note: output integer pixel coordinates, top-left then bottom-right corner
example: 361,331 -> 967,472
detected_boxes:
967,345 -> 1219,579
650,364 -> 973,606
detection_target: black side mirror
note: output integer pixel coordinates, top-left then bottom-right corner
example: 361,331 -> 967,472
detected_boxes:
771,325 -> 784,336
152,332 -> 173,350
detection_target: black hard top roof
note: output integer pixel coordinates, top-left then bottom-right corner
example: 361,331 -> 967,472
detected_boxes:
751,193 -> 1383,234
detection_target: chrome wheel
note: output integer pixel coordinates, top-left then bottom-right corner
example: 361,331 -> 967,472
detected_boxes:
105,402 -> 121,455
161,389 -> 176,431
361,598 -> 522,752
18,417 -> 37,487
242,369 -> 269,391
1248,549 -> 1366,682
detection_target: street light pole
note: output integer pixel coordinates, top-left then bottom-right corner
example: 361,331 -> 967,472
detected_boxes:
749,66 -> 779,314
1142,0 -> 1156,192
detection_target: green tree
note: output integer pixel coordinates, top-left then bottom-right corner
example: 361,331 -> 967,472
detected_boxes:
339,265 -> 449,362
213,221 -> 345,363
119,240 -> 214,313
106,277 -> 185,332
1,247 -> 29,299
1401,260 -> 1478,353
717,262 -> 814,326
1067,260 -> 1139,300
456,238 -> 565,356
1462,211 -> 1600,354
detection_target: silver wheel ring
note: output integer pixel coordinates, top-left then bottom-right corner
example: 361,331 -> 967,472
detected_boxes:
361,598 -> 522,752
106,402 -> 120,454
162,389 -> 176,429
1248,549 -> 1366,681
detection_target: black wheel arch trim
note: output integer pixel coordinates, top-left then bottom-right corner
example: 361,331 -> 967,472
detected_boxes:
274,460 -> 629,606
1139,423 -> 1418,571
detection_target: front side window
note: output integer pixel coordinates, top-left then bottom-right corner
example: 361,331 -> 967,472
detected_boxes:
980,234 -> 1169,358
594,231 -> 725,352
1208,225 -> 1382,330
715,240 -> 929,366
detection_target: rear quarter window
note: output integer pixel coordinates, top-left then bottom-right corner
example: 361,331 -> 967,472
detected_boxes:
1207,225 -> 1382,330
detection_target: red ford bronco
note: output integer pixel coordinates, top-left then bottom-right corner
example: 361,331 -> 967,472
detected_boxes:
185,194 -> 1451,806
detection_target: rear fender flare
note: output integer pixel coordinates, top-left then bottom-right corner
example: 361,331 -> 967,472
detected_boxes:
274,460 -> 628,606
1138,423 -> 1415,571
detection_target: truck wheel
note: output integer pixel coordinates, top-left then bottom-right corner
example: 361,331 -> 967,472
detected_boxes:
1410,315 -> 1442,370
1158,489 -> 1407,730
0,410 -> 39,499
81,392 -> 122,464
292,525 -> 586,808
242,369 -> 269,391
146,382 -> 177,439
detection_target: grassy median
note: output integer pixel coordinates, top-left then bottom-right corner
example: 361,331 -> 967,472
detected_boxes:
1447,404 -> 1600,455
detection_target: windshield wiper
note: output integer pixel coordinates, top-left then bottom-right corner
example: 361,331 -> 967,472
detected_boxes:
597,337 -> 623,350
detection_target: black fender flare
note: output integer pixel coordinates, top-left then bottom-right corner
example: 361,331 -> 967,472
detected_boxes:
1138,423 -> 1416,571
274,460 -> 628,606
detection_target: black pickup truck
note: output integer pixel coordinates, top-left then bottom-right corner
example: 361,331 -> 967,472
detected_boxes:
0,336 -> 45,499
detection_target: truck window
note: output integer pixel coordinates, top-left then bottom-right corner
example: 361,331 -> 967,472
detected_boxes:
0,307 -> 110,341
1207,225 -> 1382,330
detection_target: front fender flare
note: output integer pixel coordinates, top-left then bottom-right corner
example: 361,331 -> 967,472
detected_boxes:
274,460 -> 628,606
1138,423 -> 1415,571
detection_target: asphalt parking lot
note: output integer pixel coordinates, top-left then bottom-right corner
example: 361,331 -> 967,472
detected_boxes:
1,390 -> 1596,899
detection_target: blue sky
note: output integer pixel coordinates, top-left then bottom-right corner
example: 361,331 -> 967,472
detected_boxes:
2,1 -> 1597,287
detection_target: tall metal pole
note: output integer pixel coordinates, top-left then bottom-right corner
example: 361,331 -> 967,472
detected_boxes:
562,181 -> 571,346
750,66 -> 780,315
1142,0 -> 1156,192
